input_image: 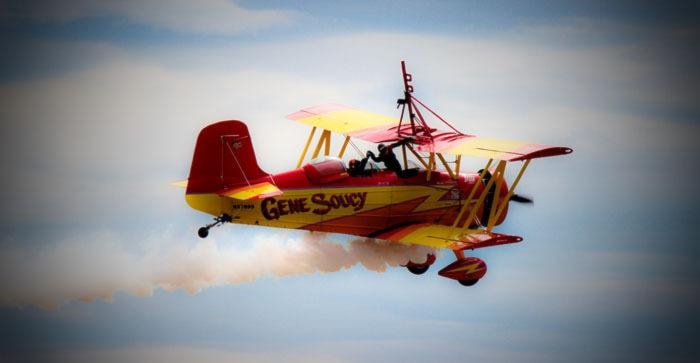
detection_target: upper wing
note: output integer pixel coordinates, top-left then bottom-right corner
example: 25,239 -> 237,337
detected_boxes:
288,104 -> 572,161
219,182 -> 282,200
375,223 -> 523,251
417,134 -> 573,161
287,104 -> 398,134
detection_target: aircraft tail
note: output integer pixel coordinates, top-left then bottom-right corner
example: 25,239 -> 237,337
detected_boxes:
186,120 -> 268,194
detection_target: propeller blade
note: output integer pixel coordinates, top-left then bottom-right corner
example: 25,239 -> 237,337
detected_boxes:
510,194 -> 534,204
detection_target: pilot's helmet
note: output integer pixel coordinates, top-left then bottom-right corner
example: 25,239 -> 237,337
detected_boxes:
349,159 -> 358,168
378,143 -> 386,152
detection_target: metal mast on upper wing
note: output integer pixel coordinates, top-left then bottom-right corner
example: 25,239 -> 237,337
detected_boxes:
396,61 -> 464,143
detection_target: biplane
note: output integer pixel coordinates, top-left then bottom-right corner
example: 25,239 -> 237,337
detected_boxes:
181,62 -> 572,286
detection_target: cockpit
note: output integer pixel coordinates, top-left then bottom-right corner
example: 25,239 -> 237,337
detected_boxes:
302,156 -> 422,185
302,157 -> 349,184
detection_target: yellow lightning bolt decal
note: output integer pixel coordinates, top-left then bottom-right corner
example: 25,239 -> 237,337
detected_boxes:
447,261 -> 483,275
391,185 -> 461,213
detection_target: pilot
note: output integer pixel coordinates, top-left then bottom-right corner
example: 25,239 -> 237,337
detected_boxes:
348,157 -> 371,177
367,138 -> 416,178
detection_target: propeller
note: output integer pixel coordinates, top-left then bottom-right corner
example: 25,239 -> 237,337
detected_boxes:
478,169 -> 534,226
478,169 -> 534,206
509,194 -> 534,204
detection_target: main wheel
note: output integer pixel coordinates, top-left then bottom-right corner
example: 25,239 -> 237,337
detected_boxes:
197,227 -> 209,238
407,265 -> 430,275
458,279 -> 479,286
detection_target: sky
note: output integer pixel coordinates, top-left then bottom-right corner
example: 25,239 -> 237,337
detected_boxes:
1,0 -> 699,362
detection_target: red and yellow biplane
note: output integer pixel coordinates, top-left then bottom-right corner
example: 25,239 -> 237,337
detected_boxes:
181,62 -> 572,286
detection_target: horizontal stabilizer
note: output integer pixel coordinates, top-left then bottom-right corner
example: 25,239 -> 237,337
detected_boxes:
219,182 -> 282,201
170,180 -> 188,188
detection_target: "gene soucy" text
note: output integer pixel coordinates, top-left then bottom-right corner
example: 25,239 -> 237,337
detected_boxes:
261,192 -> 368,220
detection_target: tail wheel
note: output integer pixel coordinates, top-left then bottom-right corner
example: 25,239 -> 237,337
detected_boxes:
197,214 -> 232,239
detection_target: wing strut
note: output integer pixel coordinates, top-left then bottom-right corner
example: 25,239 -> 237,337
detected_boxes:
296,124 -> 357,168
491,159 -> 530,229
452,159 -> 493,229
296,126 -> 317,168
448,158 -> 532,233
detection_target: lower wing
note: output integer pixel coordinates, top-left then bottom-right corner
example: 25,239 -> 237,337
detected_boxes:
375,223 -> 523,251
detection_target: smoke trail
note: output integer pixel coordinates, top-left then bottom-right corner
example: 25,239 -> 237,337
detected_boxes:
0,230 -> 435,309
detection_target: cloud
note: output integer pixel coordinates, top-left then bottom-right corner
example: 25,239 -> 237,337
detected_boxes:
490,249 -> 699,318
14,346 -> 343,363
2,0 -> 300,35
0,57 -> 352,226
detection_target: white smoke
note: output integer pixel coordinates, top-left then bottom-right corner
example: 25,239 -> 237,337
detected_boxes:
0,230 -> 435,309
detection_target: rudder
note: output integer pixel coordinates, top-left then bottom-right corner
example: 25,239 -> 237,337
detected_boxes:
186,120 -> 268,194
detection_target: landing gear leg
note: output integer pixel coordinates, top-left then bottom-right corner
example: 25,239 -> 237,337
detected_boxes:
197,214 -> 232,238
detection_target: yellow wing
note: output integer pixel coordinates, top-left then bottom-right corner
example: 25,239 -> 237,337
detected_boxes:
287,104 -> 398,134
375,223 -> 523,251
288,104 -> 572,161
419,135 -> 573,161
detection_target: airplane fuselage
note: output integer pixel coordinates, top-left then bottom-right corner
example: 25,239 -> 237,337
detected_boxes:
186,161 -> 508,238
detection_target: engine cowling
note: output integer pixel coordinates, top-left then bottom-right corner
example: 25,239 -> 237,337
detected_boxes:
438,257 -> 487,285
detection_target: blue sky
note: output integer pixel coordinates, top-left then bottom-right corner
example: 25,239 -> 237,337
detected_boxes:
1,1 -> 699,362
